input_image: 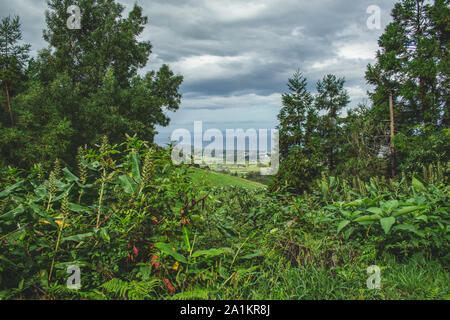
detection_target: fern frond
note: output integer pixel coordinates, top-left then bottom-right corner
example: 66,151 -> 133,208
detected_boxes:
101,278 -> 160,300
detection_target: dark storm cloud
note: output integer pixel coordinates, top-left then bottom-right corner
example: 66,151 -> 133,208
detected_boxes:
129,0 -> 397,97
1,0 -> 398,143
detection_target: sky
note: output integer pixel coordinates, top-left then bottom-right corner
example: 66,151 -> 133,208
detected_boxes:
1,0 -> 398,146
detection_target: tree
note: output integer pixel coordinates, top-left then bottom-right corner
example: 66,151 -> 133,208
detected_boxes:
366,0 -> 448,132
427,0 -> 450,128
0,1 -> 183,168
340,104 -> 390,179
277,70 -> 314,158
43,0 -> 152,91
315,74 -> 350,171
270,71 -> 323,194
365,0 -> 449,173
40,0 -> 182,150
0,15 -> 30,126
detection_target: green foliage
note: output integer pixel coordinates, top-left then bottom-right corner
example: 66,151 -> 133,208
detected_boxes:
0,136 -> 200,299
0,136 -> 448,300
101,278 -> 159,300
365,0 -> 449,174
277,70 -> 314,159
309,172 -> 449,256
0,0 -> 183,169
0,15 -> 30,103
395,128 -> 450,173
272,1 -> 449,195
366,0 -> 448,131
271,71 -> 351,193
0,0 -> 448,301
269,148 -> 322,194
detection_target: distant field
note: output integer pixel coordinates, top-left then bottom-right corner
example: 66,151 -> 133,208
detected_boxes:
188,167 -> 266,189
207,164 -> 262,175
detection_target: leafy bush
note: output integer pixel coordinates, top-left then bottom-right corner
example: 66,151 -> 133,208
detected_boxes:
0,137 -> 448,300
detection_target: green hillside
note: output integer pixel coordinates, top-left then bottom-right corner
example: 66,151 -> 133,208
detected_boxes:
189,167 -> 266,190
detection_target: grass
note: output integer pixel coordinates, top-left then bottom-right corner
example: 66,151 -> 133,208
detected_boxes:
189,167 -> 266,190
210,254 -> 450,300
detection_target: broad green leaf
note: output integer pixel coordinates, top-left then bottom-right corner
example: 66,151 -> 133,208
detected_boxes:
339,210 -> 351,218
182,226 -> 191,252
236,266 -> 259,276
412,176 -> 427,192
131,152 -> 142,185
118,174 -> 139,194
61,232 -> 93,243
62,168 -> 79,183
34,184 -> 47,199
30,203 -> 58,228
83,160 -> 101,171
380,217 -> 396,234
0,180 -> 24,198
154,243 -> 187,263
344,227 -> 355,240
367,195 -> 384,207
354,214 -> 381,223
52,184 -> 74,202
367,207 -> 383,215
393,206 -> 425,217
240,250 -> 264,260
192,248 -> 231,258
343,199 -> 364,208
0,205 -> 25,220
415,215 -> 428,223
337,220 -> 350,233
393,224 -> 425,237
382,200 -> 399,213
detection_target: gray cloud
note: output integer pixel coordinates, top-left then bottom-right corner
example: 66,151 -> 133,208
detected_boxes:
1,0 -> 397,145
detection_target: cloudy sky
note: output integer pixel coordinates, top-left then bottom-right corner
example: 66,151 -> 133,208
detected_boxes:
1,0 -> 397,145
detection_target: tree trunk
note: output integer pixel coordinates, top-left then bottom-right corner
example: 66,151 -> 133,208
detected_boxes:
389,92 -> 396,177
5,82 -> 14,126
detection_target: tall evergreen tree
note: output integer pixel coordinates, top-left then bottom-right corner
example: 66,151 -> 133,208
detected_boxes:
0,15 -> 30,126
366,0 -> 448,133
270,71 -> 322,194
427,0 -> 450,127
315,74 -> 350,171
365,0 -> 449,173
277,70 -> 314,159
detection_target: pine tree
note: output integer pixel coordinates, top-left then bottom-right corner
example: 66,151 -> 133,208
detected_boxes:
0,15 -> 30,126
270,70 -> 322,194
277,70 -> 314,159
315,74 -> 350,171
365,0 -> 449,173
366,0 -> 448,133
427,0 -> 450,127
